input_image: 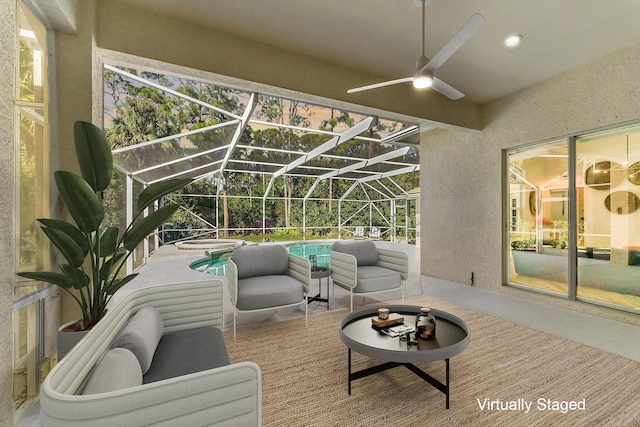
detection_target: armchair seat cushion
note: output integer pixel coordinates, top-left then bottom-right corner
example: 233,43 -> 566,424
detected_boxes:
236,275 -> 305,310
353,266 -> 401,293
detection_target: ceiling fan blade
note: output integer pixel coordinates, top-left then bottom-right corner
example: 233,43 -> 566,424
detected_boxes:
423,13 -> 485,74
431,77 -> 465,100
347,77 -> 413,93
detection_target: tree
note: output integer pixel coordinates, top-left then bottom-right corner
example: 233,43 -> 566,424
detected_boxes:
103,68 -> 248,237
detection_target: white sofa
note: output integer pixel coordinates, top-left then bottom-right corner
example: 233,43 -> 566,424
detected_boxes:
40,279 -> 262,426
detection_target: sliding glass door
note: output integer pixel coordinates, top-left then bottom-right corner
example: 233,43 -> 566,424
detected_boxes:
506,124 -> 640,312
507,140 -> 569,296
576,126 -> 640,309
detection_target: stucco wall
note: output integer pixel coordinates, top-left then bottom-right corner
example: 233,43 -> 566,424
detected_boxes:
420,43 -> 640,325
0,0 -> 16,424
420,127 -> 494,287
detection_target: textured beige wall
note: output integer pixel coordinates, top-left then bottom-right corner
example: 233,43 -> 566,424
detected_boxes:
420,126 -> 492,287
0,0 -> 16,424
421,43 -> 640,325
95,0 -> 482,131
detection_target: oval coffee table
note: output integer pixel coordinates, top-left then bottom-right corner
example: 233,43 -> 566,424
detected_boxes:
339,305 -> 469,409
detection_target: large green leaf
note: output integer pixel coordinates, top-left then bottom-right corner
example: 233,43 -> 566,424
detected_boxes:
123,204 -> 179,251
96,226 -> 119,258
74,121 -> 113,192
106,273 -> 138,295
100,253 -> 125,281
60,264 -> 90,290
137,178 -> 193,213
41,227 -> 86,267
55,171 -> 104,233
16,271 -> 74,289
38,219 -> 90,255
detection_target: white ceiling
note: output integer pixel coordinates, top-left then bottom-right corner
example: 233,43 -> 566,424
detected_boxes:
118,0 -> 640,104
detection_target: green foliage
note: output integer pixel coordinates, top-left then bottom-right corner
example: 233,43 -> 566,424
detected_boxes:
18,121 -> 192,329
511,240 -> 536,250
550,219 -> 569,249
273,227 -> 302,238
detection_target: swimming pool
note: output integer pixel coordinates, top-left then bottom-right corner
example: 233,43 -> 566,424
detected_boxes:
190,241 -> 335,275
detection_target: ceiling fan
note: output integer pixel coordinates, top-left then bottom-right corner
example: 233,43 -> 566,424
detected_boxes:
347,0 -> 484,100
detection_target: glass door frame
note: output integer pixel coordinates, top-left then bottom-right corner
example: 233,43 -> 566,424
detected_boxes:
503,138 -> 573,298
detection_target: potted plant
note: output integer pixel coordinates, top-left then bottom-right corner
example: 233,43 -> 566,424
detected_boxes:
18,121 -> 192,356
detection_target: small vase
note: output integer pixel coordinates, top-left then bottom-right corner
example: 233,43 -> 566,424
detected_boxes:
415,307 -> 436,340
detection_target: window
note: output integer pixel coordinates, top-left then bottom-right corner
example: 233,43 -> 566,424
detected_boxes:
16,1 -> 50,277
13,1 -> 54,418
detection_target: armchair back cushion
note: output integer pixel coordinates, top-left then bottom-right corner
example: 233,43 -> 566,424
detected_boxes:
332,240 -> 378,266
232,245 -> 289,279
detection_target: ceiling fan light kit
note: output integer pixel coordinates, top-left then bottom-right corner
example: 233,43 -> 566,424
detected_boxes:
413,73 -> 433,89
347,0 -> 484,100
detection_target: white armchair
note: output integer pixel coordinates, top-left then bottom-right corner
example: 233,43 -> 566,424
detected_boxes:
227,244 -> 310,340
330,240 -> 408,311
369,226 -> 381,240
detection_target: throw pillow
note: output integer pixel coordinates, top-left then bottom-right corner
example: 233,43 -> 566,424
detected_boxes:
82,347 -> 142,394
112,305 -> 164,374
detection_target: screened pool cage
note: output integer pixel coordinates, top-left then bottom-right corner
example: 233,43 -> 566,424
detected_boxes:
103,64 -> 420,268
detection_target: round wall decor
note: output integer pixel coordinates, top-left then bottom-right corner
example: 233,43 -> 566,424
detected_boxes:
628,161 -> 640,185
604,191 -> 640,215
585,161 -> 622,190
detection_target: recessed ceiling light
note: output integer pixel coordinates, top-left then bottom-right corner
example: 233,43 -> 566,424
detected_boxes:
504,34 -> 523,48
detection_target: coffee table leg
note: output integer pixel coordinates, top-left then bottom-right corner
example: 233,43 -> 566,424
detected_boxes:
445,358 -> 450,409
348,349 -> 352,395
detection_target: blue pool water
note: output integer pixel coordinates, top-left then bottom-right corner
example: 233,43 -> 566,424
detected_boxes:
190,241 -> 334,275
287,242 -> 333,268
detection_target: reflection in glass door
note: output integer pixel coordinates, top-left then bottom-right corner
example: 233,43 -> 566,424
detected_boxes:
507,141 -> 570,295
576,127 -> 640,309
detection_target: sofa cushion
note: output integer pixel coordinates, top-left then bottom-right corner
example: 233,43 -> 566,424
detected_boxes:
82,348 -> 142,395
143,327 -> 230,384
332,240 -> 378,266
232,245 -> 289,279
354,265 -> 401,293
113,305 -> 164,374
236,275 -> 304,310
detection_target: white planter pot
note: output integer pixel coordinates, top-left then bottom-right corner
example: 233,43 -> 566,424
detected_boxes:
57,319 -> 90,360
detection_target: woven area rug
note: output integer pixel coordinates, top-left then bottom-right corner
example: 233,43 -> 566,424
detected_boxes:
223,296 -> 640,426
